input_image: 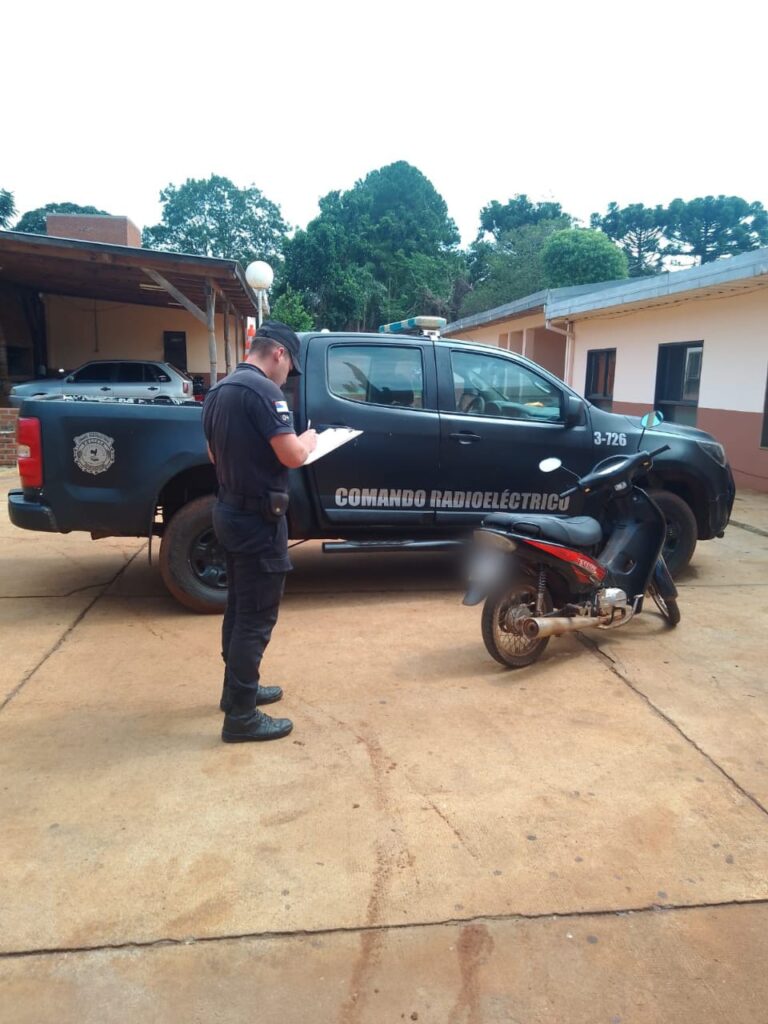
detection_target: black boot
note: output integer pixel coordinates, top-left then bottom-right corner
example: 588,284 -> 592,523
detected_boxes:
222,707 -> 294,743
220,679 -> 283,713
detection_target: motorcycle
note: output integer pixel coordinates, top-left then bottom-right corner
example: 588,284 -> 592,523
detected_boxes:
463,416 -> 680,669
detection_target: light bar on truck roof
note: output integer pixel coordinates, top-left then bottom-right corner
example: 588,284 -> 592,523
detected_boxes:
378,316 -> 447,335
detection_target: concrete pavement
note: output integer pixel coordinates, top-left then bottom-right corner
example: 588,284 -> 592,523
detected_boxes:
1,467 -> 767,1022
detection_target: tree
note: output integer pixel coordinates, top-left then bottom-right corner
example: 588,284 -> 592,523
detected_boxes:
477,195 -> 573,241
13,201 -> 110,234
460,219 -> 568,317
142,175 -> 288,267
270,286 -> 314,331
542,229 -> 628,288
284,162 -> 462,330
590,202 -> 668,277
0,189 -> 15,229
665,195 -> 768,264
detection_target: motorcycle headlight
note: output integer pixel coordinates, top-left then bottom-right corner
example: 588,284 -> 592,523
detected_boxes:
696,440 -> 727,467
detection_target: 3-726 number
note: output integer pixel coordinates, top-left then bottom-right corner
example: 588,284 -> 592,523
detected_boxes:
593,431 -> 628,446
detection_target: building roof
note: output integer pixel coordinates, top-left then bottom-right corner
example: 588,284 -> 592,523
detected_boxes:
445,246 -> 768,332
546,246 -> 768,321
444,279 -> 629,334
0,230 -> 259,317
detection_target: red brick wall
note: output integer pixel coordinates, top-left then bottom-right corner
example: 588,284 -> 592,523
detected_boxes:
46,215 -> 142,248
0,408 -> 19,468
698,408 -> 768,494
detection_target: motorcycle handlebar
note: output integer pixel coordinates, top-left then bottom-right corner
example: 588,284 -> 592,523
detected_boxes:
559,444 -> 671,498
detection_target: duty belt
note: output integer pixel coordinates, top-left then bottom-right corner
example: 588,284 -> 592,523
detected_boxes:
218,489 -> 288,518
218,489 -> 267,512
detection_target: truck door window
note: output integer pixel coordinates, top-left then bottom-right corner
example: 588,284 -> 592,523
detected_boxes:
450,350 -> 562,421
328,346 -> 424,408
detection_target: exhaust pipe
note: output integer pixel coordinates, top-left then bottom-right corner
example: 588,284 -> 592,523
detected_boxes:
522,611 -> 631,639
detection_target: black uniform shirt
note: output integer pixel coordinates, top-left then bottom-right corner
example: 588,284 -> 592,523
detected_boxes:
202,363 -> 295,499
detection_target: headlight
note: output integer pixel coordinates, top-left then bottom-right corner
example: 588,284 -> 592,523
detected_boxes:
696,440 -> 727,467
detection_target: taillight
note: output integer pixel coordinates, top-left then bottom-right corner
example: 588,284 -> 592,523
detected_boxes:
17,417 -> 43,488
183,381 -> 190,395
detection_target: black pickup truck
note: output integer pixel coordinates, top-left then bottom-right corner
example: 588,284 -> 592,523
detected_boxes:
9,329 -> 735,612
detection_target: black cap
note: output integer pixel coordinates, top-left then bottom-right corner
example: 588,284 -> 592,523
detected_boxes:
255,320 -> 303,374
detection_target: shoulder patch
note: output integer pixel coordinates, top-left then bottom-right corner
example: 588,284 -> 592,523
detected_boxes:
273,400 -> 289,413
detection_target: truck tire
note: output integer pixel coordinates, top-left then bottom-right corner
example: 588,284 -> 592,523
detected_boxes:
649,490 -> 698,578
159,495 -> 228,614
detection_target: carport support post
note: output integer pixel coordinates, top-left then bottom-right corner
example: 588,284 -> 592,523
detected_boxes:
223,303 -> 232,376
205,282 -> 217,386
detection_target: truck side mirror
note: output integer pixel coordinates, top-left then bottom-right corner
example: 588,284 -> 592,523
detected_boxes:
564,395 -> 584,428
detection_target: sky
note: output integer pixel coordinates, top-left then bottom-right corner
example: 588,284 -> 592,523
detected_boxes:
2,0 -> 765,247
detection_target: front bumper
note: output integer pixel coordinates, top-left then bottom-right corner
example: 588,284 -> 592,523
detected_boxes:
707,468 -> 736,538
7,490 -> 60,532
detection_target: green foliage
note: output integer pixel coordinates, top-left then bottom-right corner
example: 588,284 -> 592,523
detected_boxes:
478,195 -> 573,241
284,162 -> 462,330
13,201 -> 110,234
0,189 -> 16,229
590,202 -> 668,277
542,229 -> 628,288
142,175 -> 288,267
460,220 -> 568,317
270,286 -> 314,331
665,195 -> 768,263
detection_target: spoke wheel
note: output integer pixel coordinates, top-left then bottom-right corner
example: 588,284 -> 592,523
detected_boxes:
647,585 -> 681,627
480,580 -> 553,669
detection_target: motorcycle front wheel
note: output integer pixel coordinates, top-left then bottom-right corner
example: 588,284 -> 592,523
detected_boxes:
480,581 -> 553,669
647,585 -> 681,627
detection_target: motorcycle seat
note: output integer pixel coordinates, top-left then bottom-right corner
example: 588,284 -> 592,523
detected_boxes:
482,513 -> 603,548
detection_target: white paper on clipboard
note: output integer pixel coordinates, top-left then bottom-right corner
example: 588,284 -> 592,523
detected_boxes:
304,427 -> 363,465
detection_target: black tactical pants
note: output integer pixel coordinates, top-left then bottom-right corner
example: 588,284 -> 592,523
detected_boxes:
213,502 -> 291,711
222,555 -> 286,707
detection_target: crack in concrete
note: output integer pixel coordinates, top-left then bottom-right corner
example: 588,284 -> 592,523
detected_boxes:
729,519 -> 768,539
2,897 -> 767,961
0,581 -> 119,599
0,546 -> 146,713
579,634 -> 768,821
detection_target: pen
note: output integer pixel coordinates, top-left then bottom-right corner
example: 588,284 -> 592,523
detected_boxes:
307,419 -> 312,430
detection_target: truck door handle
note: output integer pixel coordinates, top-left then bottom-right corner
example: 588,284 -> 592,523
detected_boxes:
148,386 -> 159,391
449,431 -> 482,445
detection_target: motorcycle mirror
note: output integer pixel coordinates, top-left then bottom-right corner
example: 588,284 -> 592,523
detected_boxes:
539,457 -> 562,473
640,410 -> 664,428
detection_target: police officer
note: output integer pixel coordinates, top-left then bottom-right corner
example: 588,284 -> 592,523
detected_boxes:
202,321 -> 317,743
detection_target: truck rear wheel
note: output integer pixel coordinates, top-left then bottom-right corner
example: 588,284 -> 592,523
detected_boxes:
159,495 -> 228,614
649,490 -> 698,578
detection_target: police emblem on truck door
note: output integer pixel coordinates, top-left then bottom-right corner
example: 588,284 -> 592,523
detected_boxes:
73,432 -> 115,475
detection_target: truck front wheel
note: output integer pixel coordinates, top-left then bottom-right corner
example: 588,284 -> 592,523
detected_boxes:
159,495 -> 228,613
649,490 -> 698,578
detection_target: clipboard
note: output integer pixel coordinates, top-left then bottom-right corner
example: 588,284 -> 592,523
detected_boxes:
304,427 -> 363,465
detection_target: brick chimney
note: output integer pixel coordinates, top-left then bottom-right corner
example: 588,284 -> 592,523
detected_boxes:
46,214 -> 142,247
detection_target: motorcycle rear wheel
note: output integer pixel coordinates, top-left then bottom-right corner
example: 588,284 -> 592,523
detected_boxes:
481,581 -> 553,669
647,585 -> 681,627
